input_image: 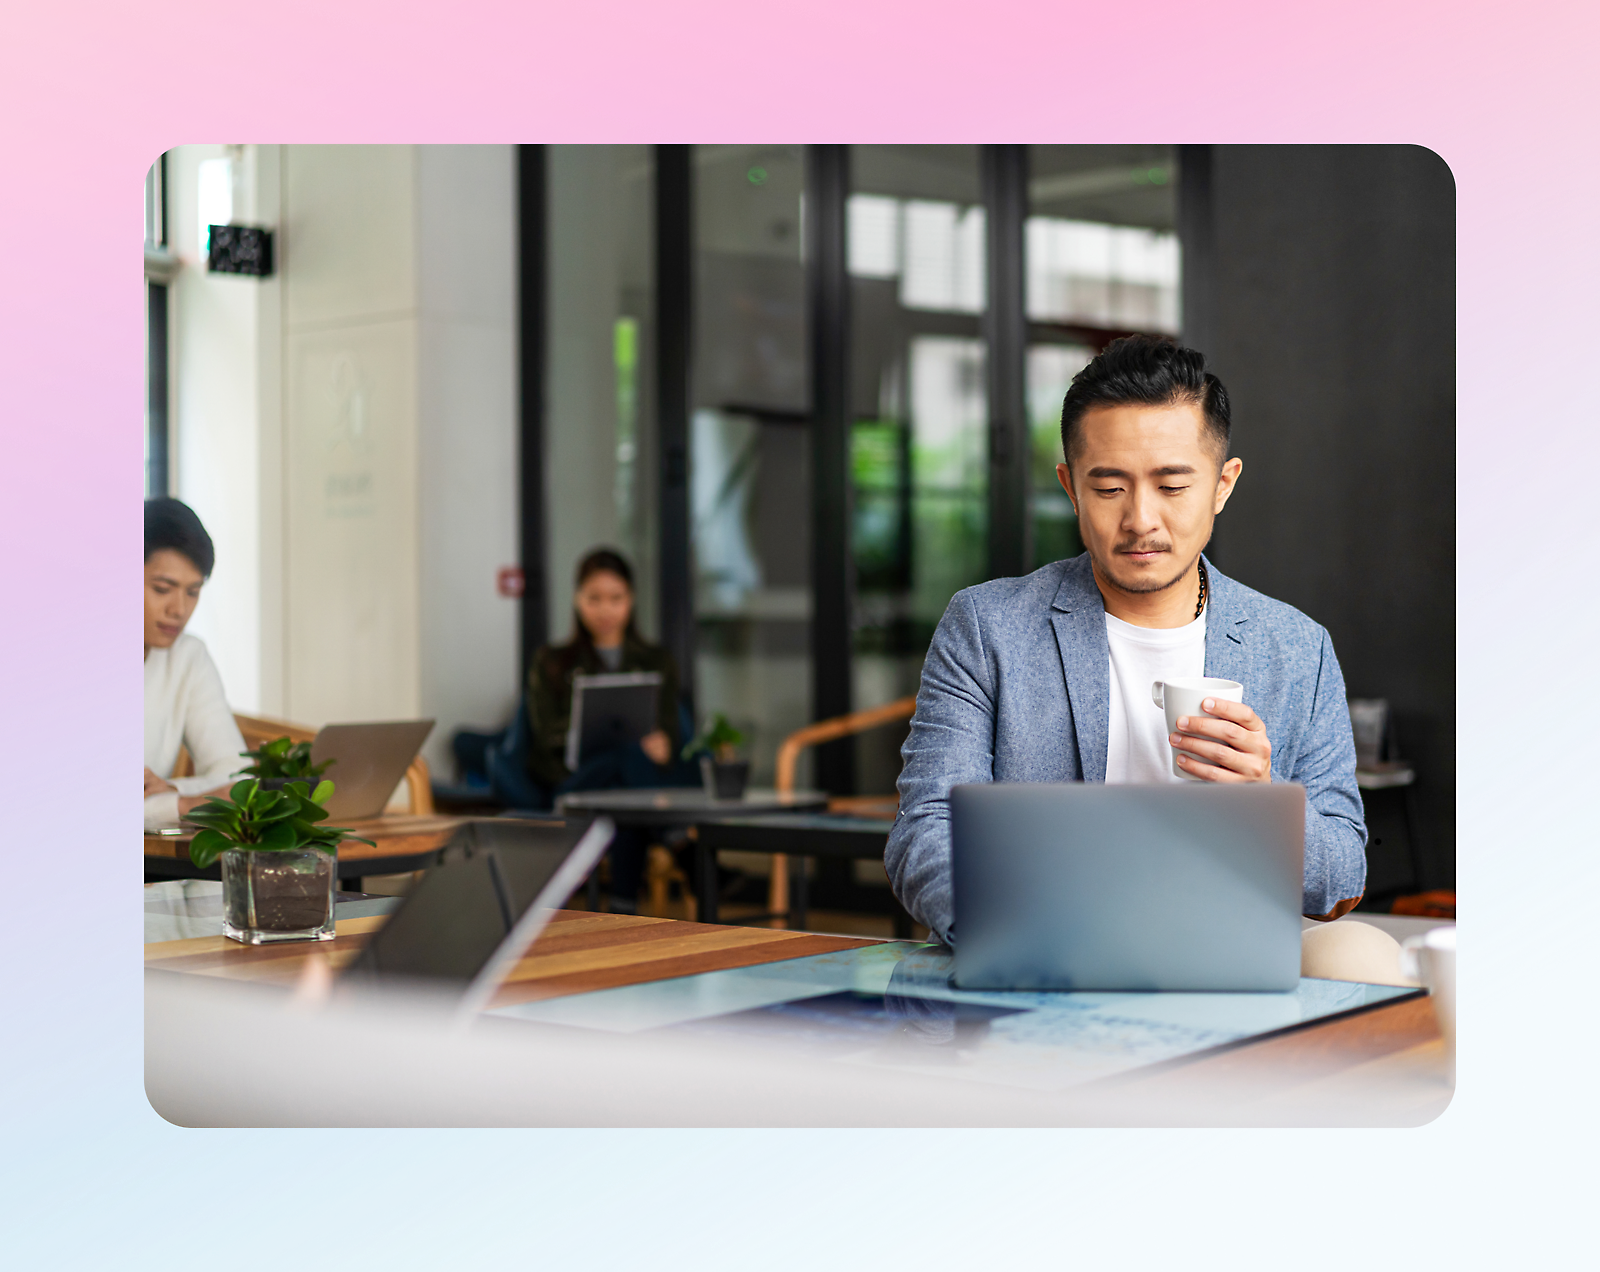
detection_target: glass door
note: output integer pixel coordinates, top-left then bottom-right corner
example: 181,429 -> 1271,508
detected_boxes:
1025,145 -> 1181,571
689,145 -> 811,785
846,144 -> 988,793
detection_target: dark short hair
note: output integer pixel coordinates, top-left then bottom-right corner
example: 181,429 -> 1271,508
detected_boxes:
1060,335 -> 1231,465
144,497 -> 215,578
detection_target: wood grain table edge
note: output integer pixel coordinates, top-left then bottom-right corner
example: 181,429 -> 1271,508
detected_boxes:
1106,992 -> 1441,1093
144,909 -> 876,1003
144,902 -> 1446,1126
145,906 -> 1437,1098
1067,994 -> 1452,1126
488,932 -> 876,1008
144,915 -> 390,980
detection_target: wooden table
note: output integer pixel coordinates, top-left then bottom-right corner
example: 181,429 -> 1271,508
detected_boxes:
145,908 -> 874,1010
146,906 -> 1447,1122
144,814 -> 468,888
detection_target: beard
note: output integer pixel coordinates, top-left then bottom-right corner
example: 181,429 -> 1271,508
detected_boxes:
1098,541 -> 1202,595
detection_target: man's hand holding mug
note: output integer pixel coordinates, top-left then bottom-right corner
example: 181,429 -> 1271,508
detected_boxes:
1152,677 -> 1272,783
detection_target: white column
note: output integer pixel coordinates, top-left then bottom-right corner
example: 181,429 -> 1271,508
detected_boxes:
415,145 -> 520,770
280,144 -> 421,727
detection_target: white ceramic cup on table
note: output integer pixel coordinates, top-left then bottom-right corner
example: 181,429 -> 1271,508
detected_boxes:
1400,926 -> 1456,1084
1150,677 -> 1246,781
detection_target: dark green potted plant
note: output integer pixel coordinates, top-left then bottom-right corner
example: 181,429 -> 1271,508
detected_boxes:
186,778 -> 373,944
238,736 -> 334,790
683,713 -> 750,800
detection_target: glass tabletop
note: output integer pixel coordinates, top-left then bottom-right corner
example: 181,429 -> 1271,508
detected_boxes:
489,942 -> 1419,1092
144,879 -> 400,943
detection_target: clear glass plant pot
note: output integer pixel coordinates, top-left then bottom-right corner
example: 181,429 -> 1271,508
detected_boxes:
221,846 -> 337,944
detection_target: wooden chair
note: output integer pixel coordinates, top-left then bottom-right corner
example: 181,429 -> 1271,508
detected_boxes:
767,695 -> 917,921
233,712 -> 316,749
169,714 -> 434,816
644,844 -> 696,920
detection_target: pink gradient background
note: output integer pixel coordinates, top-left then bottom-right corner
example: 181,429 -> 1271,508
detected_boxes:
2,0 -> 1596,1261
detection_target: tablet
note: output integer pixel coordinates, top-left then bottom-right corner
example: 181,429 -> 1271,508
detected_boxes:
565,672 -> 661,770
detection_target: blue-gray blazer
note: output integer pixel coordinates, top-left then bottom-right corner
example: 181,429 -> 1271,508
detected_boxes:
885,553 -> 1368,942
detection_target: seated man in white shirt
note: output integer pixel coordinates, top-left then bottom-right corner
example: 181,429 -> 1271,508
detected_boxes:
143,498 -> 248,829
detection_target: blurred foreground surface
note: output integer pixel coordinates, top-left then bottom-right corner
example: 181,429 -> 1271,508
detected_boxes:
147,932 -> 1450,1127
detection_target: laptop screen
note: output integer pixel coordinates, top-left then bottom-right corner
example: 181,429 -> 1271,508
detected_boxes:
342,818 -> 602,990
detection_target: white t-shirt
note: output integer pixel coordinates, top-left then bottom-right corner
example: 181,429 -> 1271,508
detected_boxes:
1104,611 -> 1207,784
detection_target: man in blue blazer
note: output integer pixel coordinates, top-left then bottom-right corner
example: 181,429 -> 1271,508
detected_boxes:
886,336 -> 1368,946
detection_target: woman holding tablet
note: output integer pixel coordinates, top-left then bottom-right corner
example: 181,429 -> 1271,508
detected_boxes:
524,548 -> 695,911
143,498 -> 248,830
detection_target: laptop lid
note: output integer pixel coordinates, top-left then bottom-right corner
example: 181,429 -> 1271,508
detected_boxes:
309,720 -> 435,820
951,783 -> 1306,992
340,816 -> 615,1019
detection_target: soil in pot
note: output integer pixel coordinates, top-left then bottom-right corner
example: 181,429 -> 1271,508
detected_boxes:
225,855 -> 334,932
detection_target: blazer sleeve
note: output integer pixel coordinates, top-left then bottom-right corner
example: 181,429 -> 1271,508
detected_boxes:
885,589 -> 997,944
1294,627 -> 1369,919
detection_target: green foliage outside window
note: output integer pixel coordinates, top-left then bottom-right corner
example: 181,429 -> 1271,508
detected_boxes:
1031,414 -> 1083,569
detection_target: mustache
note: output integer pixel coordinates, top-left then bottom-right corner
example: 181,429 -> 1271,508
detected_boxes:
1116,540 -> 1172,554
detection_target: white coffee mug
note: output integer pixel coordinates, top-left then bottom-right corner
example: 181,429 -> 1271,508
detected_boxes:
1400,926 -> 1456,1084
1150,676 -> 1245,780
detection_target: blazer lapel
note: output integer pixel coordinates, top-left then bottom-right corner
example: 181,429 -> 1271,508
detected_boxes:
1049,558 -> 1110,783
1201,556 -> 1252,686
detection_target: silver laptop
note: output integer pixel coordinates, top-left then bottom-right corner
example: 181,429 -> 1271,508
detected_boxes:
309,720 -> 435,820
951,782 -> 1306,992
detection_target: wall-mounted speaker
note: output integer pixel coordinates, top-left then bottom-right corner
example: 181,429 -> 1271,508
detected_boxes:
207,225 -> 274,277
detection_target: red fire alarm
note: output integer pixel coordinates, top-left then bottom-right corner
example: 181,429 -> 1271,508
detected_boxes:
496,566 -> 525,599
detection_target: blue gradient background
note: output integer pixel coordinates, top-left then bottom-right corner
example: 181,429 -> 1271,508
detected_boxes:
1,0 -> 1593,1263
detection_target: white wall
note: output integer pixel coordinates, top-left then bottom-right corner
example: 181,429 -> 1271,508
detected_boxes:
167,145 -> 519,779
415,145 -> 519,771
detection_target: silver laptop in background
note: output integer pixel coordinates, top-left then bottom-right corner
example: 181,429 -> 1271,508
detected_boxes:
951,783 -> 1306,992
309,720 -> 435,820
